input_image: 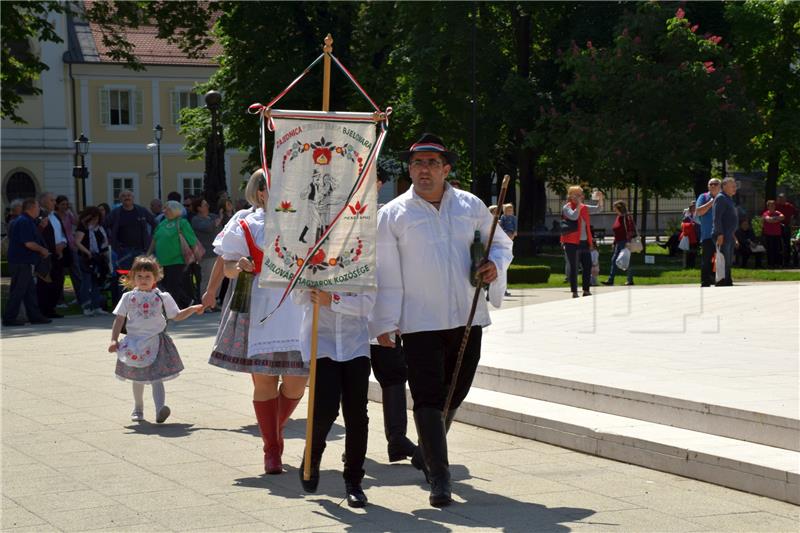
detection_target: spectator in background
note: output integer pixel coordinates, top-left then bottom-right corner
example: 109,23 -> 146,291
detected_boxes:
561,186 -> 602,297
775,193 -> 796,266
191,197 -> 221,305
97,203 -> 112,232
108,190 -> 155,272
679,215 -> 699,268
150,200 -> 197,308
74,206 -> 111,316
735,218 -> 763,269
696,178 -> 720,287
36,192 -> 67,318
218,197 -> 234,227
150,198 -> 163,218
762,200 -> 785,268
5,198 -> 23,225
448,179 -> 461,189
500,203 -> 518,240
2,198 -> 51,326
602,200 -> 635,286
235,197 -> 249,211
711,178 -> 739,286
55,195 -> 80,304
183,195 -> 196,222
682,201 -> 697,223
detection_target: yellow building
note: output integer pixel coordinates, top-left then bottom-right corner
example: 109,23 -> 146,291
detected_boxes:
1,6 -> 249,216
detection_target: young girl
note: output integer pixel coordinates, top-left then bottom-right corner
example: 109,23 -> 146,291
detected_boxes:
108,256 -> 204,423
294,288 -> 375,508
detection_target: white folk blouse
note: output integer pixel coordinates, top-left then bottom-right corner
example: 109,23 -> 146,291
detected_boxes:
293,290 -> 375,363
369,183 -> 513,338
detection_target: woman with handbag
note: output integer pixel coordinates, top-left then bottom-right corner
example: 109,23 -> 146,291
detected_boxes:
150,201 -> 198,308
209,169 -> 307,476
74,206 -> 112,316
561,186 -> 603,298
602,200 -> 636,285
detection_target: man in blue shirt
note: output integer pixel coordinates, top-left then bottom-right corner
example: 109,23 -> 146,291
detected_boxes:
695,178 -> 721,287
2,198 -> 52,326
712,178 -> 739,286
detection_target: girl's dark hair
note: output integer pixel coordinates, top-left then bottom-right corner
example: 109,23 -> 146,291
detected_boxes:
191,197 -> 206,211
613,200 -> 628,215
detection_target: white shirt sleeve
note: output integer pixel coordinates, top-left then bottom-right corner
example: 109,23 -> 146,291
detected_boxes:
330,291 -> 375,317
49,213 -> 67,245
369,208 -> 404,338
218,221 -> 250,261
159,291 -> 181,319
480,203 -> 514,308
112,292 -> 130,317
562,204 -> 580,220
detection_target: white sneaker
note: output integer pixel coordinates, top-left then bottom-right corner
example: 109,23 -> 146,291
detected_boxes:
56,303 -> 69,309
82,308 -> 94,317
131,410 -> 144,422
93,308 -> 110,316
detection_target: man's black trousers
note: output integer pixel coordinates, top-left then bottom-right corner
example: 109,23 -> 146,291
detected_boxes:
402,326 -> 483,412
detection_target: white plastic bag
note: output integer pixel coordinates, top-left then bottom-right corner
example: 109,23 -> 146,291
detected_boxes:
615,247 -> 631,271
715,245 -> 726,283
678,235 -> 690,252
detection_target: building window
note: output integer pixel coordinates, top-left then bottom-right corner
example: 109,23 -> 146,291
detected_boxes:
171,89 -> 201,124
5,171 -> 37,202
110,175 -> 136,203
181,174 -> 204,199
100,87 -> 143,127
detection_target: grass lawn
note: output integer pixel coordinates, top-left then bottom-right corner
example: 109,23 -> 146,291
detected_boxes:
509,241 -> 800,288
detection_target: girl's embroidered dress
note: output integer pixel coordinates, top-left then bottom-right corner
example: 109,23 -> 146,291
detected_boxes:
113,289 -> 184,384
209,208 -> 306,375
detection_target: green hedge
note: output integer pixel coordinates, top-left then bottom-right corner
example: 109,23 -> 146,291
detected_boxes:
508,264 -> 551,284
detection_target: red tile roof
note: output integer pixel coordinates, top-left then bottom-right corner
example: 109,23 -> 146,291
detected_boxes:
85,2 -> 222,66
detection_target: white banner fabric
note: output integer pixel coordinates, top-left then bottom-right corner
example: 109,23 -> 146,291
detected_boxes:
259,117 -> 377,293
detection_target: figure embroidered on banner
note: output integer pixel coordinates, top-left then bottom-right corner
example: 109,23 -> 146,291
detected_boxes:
299,169 -> 337,244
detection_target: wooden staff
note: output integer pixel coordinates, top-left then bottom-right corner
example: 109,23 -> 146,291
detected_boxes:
443,174 -> 511,419
303,33 -> 334,482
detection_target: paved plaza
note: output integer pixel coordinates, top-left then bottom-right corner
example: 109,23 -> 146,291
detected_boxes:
2,285 -> 799,532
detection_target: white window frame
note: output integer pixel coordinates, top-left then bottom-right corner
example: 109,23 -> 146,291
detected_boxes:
99,85 -> 142,130
171,86 -> 202,125
108,173 -> 140,205
179,172 -> 204,200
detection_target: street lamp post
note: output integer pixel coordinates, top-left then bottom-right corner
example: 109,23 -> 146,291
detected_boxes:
153,124 -> 163,200
72,133 -> 90,210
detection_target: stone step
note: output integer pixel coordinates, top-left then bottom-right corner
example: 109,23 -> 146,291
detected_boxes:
368,380 -> 799,505
471,365 -> 800,452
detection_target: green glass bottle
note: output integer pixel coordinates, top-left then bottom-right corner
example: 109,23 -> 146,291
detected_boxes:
230,269 -> 255,313
469,230 -> 484,287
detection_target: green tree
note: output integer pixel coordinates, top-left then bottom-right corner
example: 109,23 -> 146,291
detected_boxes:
725,0 -> 800,199
551,2 -> 751,246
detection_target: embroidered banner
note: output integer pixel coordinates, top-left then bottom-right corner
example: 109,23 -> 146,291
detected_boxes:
259,114 -> 377,293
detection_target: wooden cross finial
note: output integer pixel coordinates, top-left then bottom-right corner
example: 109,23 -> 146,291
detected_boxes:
323,34 -> 333,54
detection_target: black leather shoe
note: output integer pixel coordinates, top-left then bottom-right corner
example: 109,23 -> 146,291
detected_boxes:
601,280 -> 613,286
429,477 -> 453,507
572,292 -> 579,298
345,482 -> 368,508
2,320 -> 26,326
583,290 -> 592,297
30,318 -> 52,324
625,281 -> 635,286
45,312 -> 63,318
298,454 -> 320,493
388,435 -> 417,463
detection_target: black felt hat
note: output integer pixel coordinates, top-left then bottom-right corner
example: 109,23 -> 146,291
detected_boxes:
399,133 -> 458,166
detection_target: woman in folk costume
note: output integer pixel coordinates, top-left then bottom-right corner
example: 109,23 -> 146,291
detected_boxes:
209,170 -> 308,475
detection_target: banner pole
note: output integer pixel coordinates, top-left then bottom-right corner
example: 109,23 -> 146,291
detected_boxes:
303,33 -> 334,483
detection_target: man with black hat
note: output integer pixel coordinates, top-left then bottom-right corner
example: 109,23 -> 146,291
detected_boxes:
369,133 -> 513,507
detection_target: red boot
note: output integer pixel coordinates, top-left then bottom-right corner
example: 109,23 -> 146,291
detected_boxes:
253,399 -> 282,474
276,391 -> 302,457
